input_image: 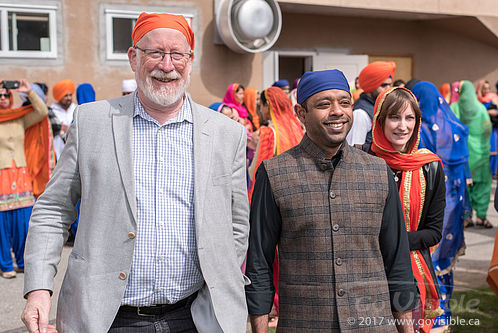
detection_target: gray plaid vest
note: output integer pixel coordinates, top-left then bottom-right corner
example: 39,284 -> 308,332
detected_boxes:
264,135 -> 397,332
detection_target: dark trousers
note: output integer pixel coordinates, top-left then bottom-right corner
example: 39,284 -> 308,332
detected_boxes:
109,298 -> 198,333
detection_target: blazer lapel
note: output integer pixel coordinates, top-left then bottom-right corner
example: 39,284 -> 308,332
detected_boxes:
191,97 -> 213,230
112,95 -> 137,224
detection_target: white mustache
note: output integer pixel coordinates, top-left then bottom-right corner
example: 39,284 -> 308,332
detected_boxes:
150,70 -> 181,81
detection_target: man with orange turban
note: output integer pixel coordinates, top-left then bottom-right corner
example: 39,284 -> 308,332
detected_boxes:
347,61 -> 396,146
50,78 -> 76,159
22,12 -> 249,333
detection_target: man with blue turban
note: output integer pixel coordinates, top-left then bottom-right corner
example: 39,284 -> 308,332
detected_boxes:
246,69 -> 417,332
272,79 -> 290,95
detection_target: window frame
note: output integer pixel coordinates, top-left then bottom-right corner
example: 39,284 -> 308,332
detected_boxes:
0,3 -> 57,59
104,9 -> 193,61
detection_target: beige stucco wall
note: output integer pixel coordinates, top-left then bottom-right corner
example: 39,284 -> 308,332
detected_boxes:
0,0 -> 263,107
0,0 -> 497,108
275,12 -> 498,88
278,0 -> 498,18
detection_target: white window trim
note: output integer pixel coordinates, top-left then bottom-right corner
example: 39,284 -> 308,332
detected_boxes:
0,4 -> 57,59
104,9 -> 194,61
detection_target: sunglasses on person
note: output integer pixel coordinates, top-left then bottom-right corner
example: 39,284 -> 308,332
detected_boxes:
0,93 -> 10,98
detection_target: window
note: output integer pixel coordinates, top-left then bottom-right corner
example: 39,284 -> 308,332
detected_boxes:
105,9 -> 193,61
0,4 -> 57,58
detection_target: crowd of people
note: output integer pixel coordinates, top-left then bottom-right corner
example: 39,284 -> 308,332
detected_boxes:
0,10 -> 496,333
0,77 -> 137,278
206,63 -> 498,331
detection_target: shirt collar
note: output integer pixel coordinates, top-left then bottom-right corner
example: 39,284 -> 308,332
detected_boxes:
133,92 -> 193,126
299,134 -> 346,171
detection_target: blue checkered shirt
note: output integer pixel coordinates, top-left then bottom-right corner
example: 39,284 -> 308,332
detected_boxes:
122,94 -> 204,306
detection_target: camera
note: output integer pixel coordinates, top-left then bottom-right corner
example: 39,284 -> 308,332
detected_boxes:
2,80 -> 20,90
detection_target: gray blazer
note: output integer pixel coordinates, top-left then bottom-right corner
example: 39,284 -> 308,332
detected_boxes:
23,94 -> 250,332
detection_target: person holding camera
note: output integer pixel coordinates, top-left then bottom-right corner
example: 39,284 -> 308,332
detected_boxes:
0,79 -> 48,279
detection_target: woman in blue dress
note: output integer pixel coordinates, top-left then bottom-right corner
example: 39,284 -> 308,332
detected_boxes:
412,81 -> 472,328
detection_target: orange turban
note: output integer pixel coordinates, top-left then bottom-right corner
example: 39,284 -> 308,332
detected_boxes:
52,79 -> 75,102
132,12 -> 195,51
358,61 -> 396,93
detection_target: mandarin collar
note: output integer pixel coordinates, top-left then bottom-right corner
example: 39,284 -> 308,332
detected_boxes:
299,134 -> 346,171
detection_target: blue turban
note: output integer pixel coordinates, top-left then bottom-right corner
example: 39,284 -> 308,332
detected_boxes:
76,83 -> 96,104
208,102 -> 223,112
297,69 -> 350,105
272,79 -> 290,88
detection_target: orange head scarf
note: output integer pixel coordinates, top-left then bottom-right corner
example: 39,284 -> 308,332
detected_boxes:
358,61 -> 396,93
248,87 -> 304,201
265,87 -> 303,155
438,83 -> 450,102
371,87 -> 442,330
52,79 -> 75,103
132,12 -> 195,52
243,88 -> 260,129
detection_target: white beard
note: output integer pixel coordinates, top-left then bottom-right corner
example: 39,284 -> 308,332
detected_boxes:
137,69 -> 190,107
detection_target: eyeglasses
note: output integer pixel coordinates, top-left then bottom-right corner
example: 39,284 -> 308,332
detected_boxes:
0,93 -> 10,98
380,83 -> 392,88
135,46 -> 192,64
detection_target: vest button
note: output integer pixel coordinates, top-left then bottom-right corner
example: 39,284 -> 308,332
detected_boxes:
119,272 -> 127,280
320,163 -> 327,171
128,232 -> 136,239
332,224 -> 339,232
329,191 -> 336,199
337,288 -> 345,297
335,258 -> 343,266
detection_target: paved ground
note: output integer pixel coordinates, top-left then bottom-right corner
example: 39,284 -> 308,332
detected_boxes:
1,182 -> 497,333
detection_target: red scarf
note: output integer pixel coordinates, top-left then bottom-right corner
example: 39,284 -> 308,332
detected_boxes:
371,87 -> 442,332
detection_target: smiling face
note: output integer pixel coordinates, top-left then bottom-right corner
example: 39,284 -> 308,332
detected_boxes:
296,89 -> 353,156
128,28 -> 192,108
382,103 -> 416,152
376,88 -> 421,153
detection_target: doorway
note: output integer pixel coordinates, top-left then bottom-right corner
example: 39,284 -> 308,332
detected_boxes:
278,55 -> 312,89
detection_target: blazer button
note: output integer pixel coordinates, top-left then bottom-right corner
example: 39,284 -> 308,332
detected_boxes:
337,288 -> 345,297
128,232 -> 136,239
329,191 -> 336,199
332,224 -> 339,232
119,272 -> 127,280
335,258 -> 343,266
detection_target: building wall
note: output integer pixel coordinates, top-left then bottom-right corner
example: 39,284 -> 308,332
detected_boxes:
0,0 -> 497,108
0,0 -> 263,107
276,12 -> 498,88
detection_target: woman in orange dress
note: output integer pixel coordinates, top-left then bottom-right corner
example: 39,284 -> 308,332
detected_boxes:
248,86 -> 303,326
243,87 -> 261,130
0,80 -> 49,278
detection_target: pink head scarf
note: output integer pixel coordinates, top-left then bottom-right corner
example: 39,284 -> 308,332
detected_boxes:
222,83 -> 248,118
449,81 -> 460,104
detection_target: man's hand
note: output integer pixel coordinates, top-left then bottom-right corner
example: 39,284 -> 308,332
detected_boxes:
21,289 -> 57,333
393,310 -> 414,333
249,314 -> 269,333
